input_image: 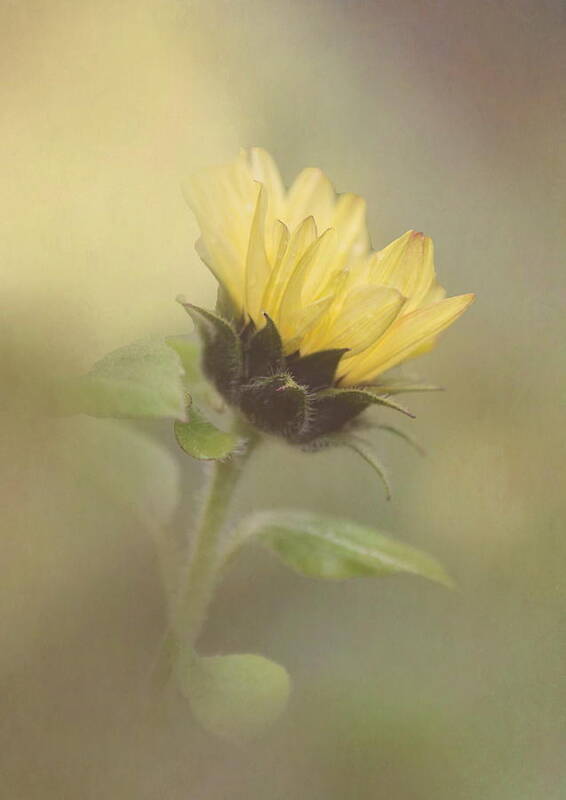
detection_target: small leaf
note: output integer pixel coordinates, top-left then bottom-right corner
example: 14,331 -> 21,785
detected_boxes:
179,652 -> 291,741
68,338 -> 187,420
325,433 -> 391,499
178,300 -> 243,402
174,406 -> 241,460
237,509 -> 453,586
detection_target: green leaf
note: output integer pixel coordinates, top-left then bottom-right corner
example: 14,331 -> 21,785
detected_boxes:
178,652 -> 291,741
69,338 -> 187,420
238,509 -> 453,586
174,405 -> 241,460
325,433 -> 391,499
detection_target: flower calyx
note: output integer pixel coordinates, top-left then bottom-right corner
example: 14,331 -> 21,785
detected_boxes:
179,299 -> 410,446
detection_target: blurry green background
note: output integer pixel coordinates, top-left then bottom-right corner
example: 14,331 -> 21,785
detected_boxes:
2,0 -> 565,797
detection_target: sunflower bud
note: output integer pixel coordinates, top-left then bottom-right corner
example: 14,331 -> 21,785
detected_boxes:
180,301 -> 413,445
182,149 -> 474,444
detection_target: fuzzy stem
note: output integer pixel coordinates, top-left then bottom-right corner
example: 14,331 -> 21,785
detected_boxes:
174,433 -> 257,645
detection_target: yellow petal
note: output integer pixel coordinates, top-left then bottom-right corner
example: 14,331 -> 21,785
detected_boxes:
249,147 -> 286,224
277,228 -> 336,344
330,193 -> 370,263
369,230 -> 435,312
267,217 -> 290,277
245,183 -> 272,325
405,280 -> 447,357
299,268 -> 350,351
262,216 -> 318,320
339,293 -> 475,384
184,153 -> 257,312
282,294 -> 336,354
302,285 -> 405,355
285,167 -> 335,231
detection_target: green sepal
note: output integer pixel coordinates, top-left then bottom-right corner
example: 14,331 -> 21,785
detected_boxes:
215,284 -> 240,324
286,348 -> 349,391
233,509 -> 454,586
166,334 -> 223,409
336,388 -> 415,418
304,387 -> 414,441
240,374 -> 310,440
176,650 -> 291,741
373,423 -> 425,456
178,299 -> 243,403
246,314 -> 284,379
322,432 -> 392,499
66,337 -> 187,420
369,379 -> 443,395
174,403 -> 242,460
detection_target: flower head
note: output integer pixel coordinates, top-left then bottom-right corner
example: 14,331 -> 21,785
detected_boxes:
183,149 -> 474,443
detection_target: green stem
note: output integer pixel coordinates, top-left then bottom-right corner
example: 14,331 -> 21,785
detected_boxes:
174,434 -> 257,645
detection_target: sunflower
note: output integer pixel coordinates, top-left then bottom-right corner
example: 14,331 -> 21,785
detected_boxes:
182,149 -> 474,444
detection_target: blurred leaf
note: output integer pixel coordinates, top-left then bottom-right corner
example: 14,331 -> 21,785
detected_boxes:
238,510 -> 453,586
174,405 -> 241,460
66,417 -> 180,530
68,338 -> 187,420
166,334 -> 203,388
166,334 -> 221,409
178,652 -> 291,741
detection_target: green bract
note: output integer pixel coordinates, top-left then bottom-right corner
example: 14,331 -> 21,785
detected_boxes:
177,300 -> 419,447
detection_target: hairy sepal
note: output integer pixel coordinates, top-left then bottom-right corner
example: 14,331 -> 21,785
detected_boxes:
319,432 -> 392,499
178,299 -> 243,404
246,314 -> 285,379
286,348 -> 349,391
302,387 -> 414,442
239,374 -> 311,441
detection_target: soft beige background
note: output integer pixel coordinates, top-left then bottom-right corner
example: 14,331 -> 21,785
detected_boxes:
2,1 -> 565,797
